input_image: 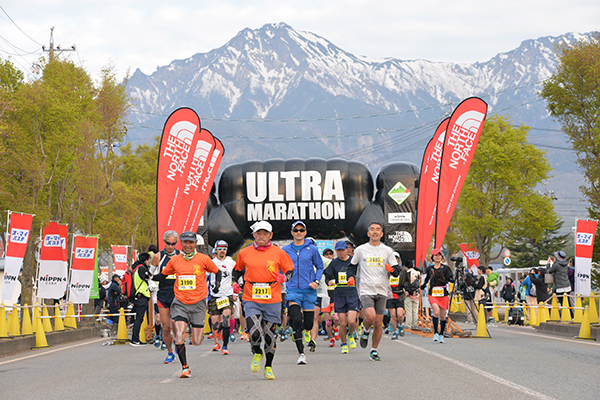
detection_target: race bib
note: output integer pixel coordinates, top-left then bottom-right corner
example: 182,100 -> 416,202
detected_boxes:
432,286 -> 445,297
178,275 -> 196,291
252,283 -> 272,300
338,271 -> 347,285
216,297 -> 230,309
366,256 -> 384,268
389,276 -> 400,286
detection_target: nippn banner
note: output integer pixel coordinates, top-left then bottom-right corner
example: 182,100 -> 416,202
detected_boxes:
69,236 -> 99,304
575,219 -> 597,296
37,222 -> 69,299
112,245 -> 128,276
2,212 -> 34,302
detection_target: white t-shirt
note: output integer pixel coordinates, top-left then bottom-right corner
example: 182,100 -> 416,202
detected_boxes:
210,256 -> 235,298
351,242 -> 397,297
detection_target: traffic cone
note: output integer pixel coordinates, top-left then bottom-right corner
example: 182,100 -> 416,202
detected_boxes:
54,305 -> 65,332
549,295 -> 561,321
32,314 -> 51,349
574,306 -> 595,341
139,312 -> 148,344
560,295 -> 571,322
21,305 -> 33,335
504,302 -> 510,323
0,305 -> 7,339
589,296 -> 599,325
529,306 -> 538,327
524,304 -> 529,325
538,303 -> 547,324
64,302 -> 77,329
42,306 -> 53,332
9,307 -> 21,336
473,305 -> 491,339
112,308 -> 130,345
492,303 -> 500,322
32,304 -> 40,333
573,295 -> 583,324
459,296 -> 466,314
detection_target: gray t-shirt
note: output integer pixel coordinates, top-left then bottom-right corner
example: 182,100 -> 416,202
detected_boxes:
351,242 -> 398,297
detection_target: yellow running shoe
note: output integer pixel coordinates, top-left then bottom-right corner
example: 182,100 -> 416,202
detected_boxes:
341,344 -> 349,354
251,353 -> 263,372
303,330 -> 311,343
348,336 -> 356,349
264,366 -> 275,380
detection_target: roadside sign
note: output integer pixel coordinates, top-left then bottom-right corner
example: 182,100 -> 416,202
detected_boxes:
503,249 -> 511,258
503,257 -> 511,266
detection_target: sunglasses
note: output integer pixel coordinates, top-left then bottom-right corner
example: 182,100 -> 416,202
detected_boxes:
165,241 -> 177,246
216,247 -> 227,251
292,229 -> 306,233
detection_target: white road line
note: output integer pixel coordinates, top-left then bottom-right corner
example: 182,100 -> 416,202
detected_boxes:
395,340 -> 556,400
493,327 -> 600,346
0,338 -> 107,366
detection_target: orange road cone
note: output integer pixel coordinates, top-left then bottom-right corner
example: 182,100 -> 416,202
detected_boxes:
32,305 -> 40,333
473,305 -> 491,339
112,308 -> 130,345
64,302 -> 77,329
573,295 -> 583,324
32,315 -> 51,349
574,306 -> 595,341
589,297 -> 599,325
21,305 -> 33,335
560,295 -> 571,322
54,305 -> 65,332
0,305 -> 8,339
9,307 -> 21,336
549,295 -> 561,321
42,306 -> 53,332
529,306 -> 538,327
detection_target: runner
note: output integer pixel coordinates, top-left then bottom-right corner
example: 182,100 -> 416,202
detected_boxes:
420,249 -> 454,343
152,231 -> 221,378
150,231 -> 180,363
387,252 -> 407,339
324,241 -> 359,354
208,240 -> 236,355
232,220 -> 294,380
347,222 -> 400,361
282,221 -> 324,365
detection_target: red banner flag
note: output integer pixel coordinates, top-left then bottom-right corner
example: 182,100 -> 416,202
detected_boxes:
157,109 -> 224,250
415,118 -> 449,269
575,219 -> 597,296
38,222 -> 69,299
458,243 -> 480,271
69,236 -> 99,303
435,98 -> 487,249
111,245 -> 128,276
2,212 -> 34,302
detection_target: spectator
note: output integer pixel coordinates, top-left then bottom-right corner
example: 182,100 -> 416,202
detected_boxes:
107,275 -> 122,325
462,269 -> 477,324
130,252 -> 152,346
474,266 -> 489,321
486,267 -> 499,301
529,268 -> 550,305
547,251 -> 571,316
322,248 -> 334,260
500,277 -> 516,305
94,275 -> 108,316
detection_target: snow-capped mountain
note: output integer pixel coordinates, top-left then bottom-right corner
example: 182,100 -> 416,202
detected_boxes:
126,23 -> 592,223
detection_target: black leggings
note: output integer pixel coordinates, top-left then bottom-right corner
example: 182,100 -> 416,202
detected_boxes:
246,314 -> 277,367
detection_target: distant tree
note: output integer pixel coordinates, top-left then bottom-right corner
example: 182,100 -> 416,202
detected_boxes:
541,32 -> 600,210
450,115 -> 558,266
507,219 -> 571,269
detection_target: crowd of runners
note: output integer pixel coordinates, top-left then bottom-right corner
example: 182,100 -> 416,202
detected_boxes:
127,219 -> 454,379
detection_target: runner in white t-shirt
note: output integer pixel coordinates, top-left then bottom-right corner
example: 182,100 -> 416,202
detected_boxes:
347,222 -> 400,361
208,240 -> 236,355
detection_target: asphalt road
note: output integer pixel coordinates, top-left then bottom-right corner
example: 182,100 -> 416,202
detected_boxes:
1,324 -> 599,400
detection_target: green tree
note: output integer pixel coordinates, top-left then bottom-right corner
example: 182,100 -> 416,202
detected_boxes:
507,219 -> 571,269
541,32 -> 600,210
451,115 -> 558,266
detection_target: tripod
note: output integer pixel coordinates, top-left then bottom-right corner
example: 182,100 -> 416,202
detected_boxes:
447,263 -> 490,338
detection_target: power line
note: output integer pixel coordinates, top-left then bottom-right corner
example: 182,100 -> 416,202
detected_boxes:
0,5 -> 43,46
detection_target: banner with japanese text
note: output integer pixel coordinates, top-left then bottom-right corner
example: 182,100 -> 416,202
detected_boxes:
458,243 -> 480,272
37,222 -> 69,299
2,212 -> 34,302
575,219 -> 597,296
112,245 -> 128,276
69,236 -> 98,304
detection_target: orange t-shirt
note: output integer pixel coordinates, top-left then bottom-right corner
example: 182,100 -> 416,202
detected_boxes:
234,244 -> 294,304
162,252 -> 219,304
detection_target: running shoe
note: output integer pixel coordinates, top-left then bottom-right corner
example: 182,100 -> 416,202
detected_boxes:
384,326 -> 390,334
369,350 -> 381,361
264,366 -> 275,380
303,330 -> 311,343
280,333 -> 288,342
399,326 -> 405,337
297,353 -> 307,365
439,335 -> 445,344
208,333 -> 214,339
164,352 -> 175,364
230,333 -> 236,343
391,331 -> 398,340
348,336 -> 357,349
180,366 -> 191,378
129,341 -> 146,347
251,353 -> 263,372
360,330 -> 370,349
212,343 -> 221,351
328,338 -> 335,347
308,339 -> 316,352
341,344 -> 349,354
222,347 -> 229,355
153,337 -> 161,348
161,342 -> 167,350
333,326 -> 340,340
433,333 -> 440,342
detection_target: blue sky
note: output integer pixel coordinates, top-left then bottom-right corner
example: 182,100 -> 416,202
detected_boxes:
1,1 -> 599,80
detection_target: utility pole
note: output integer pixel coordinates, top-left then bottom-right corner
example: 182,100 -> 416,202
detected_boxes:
41,27 -> 76,61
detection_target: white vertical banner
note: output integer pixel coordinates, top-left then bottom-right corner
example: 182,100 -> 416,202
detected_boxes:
2,212 -> 34,302
37,222 -> 69,299
575,219 -> 598,296
69,236 -> 98,304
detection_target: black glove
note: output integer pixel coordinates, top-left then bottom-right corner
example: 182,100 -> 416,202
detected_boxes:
420,284 -> 426,291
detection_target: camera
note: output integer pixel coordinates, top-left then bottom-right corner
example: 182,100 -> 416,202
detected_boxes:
450,256 -> 463,263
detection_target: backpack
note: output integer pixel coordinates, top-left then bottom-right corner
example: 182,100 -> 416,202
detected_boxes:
121,266 -> 140,301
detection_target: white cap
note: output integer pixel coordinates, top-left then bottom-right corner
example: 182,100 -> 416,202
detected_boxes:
251,220 -> 273,233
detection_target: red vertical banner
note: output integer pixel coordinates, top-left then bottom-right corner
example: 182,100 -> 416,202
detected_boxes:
435,98 -> 488,249
575,219 -> 597,296
458,243 -> 480,271
112,245 -> 128,276
2,212 -> 34,302
37,222 -> 69,299
69,236 -> 99,303
415,118 -> 448,269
